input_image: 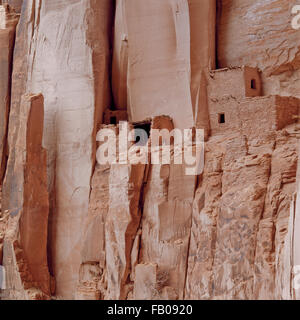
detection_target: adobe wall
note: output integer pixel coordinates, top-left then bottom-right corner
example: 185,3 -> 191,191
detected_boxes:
208,66 -> 300,137
209,66 -> 262,100
208,66 -> 262,135
239,96 -> 300,140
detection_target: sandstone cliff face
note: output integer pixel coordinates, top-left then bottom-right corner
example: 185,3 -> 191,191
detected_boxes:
2,93 -> 50,300
1,0 -> 300,301
218,0 -> 300,98
186,128 -> 298,299
0,4 -> 18,184
2,1 -> 22,13
2,0 -> 113,299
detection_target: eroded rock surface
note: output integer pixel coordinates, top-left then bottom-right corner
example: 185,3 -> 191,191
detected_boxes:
1,0 -> 300,301
2,93 -> 50,300
185,128 -> 298,300
3,0 -> 113,299
0,4 -> 18,183
218,0 -> 300,98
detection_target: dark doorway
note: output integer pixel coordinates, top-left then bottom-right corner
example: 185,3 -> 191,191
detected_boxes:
110,116 -> 117,125
218,113 -> 225,124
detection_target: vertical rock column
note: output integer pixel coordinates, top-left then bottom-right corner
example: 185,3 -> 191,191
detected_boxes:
3,93 -> 50,300
118,0 -> 193,129
75,126 -> 116,301
77,123 -> 147,300
188,0 -> 216,138
75,163 -> 110,300
112,0 -> 128,111
293,139 -> 300,300
105,162 -> 146,300
135,164 -> 196,300
0,4 -> 18,184
134,117 -> 197,300
112,0 -> 216,130
3,0 -> 113,299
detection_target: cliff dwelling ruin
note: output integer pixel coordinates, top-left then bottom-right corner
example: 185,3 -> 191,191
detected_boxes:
1,0 -> 300,301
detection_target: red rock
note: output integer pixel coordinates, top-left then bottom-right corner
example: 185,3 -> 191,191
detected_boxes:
1,0 -> 300,301
3,0 -> 114,299
1,1 -> 22,13
0,4 -> 18,183
2,93 -> 50,300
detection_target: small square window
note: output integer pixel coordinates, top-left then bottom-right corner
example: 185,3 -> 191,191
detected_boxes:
251,79 -> 256,90
218,113 -> 225,124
